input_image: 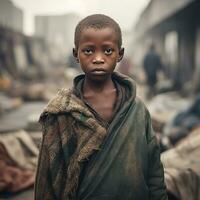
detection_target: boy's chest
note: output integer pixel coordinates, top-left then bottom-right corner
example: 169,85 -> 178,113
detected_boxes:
85,92 -> 117,123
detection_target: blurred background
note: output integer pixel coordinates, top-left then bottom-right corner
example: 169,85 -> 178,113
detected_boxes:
0,0 -> 200,199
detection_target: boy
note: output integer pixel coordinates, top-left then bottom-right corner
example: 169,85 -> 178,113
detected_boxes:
35,14 -> 168,200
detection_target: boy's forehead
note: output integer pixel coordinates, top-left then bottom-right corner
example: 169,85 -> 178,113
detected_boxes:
79,27 -> 118,41
81,26 -> 116,33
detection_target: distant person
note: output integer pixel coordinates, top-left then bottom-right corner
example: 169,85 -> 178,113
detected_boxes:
143,44 -> 162,97
35,14 -> 168,200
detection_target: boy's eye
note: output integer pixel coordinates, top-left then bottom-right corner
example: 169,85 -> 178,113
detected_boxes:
104,48 -> 113,55
83,49 -> 93,55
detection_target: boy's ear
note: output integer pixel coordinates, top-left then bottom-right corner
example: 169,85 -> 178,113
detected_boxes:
73,48 -> 79,63
118,48 -> 124,62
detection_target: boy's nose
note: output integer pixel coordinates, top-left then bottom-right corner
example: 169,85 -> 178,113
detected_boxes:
92,53 -> 104,64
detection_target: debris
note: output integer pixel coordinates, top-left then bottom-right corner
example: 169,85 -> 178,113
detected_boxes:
0,102 -> 46,133
147,92 -> 192,124
164,94 -> 200,144
0,94 -> 23,114
161,127 -> 200,200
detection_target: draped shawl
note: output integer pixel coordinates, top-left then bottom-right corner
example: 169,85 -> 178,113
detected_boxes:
34,72 -> 168,200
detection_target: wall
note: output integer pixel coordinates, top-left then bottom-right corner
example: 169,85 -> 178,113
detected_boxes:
0,0 -> 23,32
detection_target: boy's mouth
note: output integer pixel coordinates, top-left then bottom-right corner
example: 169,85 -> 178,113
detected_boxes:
91,68 -> 106,75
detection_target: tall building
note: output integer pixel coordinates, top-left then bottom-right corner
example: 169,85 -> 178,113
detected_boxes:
0,0 -> 23,32
34,13 -> 81,56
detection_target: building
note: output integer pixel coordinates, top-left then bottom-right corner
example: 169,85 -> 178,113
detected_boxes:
0,0 -> 23,32
34,13 -> 81,60
132,0 -> 200,91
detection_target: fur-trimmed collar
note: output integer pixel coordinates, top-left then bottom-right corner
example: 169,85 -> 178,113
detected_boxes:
39,88 -> 94,123
40,71 -> 136,120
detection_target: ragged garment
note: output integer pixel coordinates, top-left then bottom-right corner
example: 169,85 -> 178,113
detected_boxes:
35,72 -> 168,200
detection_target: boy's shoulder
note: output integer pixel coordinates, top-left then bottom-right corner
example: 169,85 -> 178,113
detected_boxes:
134,96 -> 148,110
131,96 -> 151,124
39,88 -> 92,123
42,88 -> 72,114
39,88 -> 72,123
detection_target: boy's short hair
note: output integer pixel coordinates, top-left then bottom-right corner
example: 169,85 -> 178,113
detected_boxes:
74,14 -> 122,49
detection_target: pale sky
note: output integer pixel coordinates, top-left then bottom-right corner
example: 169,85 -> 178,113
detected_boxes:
12,0 -> 150,35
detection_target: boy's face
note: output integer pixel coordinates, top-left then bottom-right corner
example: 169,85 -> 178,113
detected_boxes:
73,27 -> 124,82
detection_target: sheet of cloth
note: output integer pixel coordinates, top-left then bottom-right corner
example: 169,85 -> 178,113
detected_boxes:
0,130 -> 38,170
0,130 -> 38,192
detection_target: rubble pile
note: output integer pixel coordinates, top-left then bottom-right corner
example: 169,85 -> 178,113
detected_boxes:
162,127 -> 200,200
147,91 -> 200,199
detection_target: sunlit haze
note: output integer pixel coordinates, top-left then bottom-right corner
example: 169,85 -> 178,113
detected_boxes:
12,0 -> 150,35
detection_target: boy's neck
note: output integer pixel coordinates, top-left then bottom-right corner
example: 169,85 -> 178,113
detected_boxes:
82,73 -> 117,123
83,74 -> 115,94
